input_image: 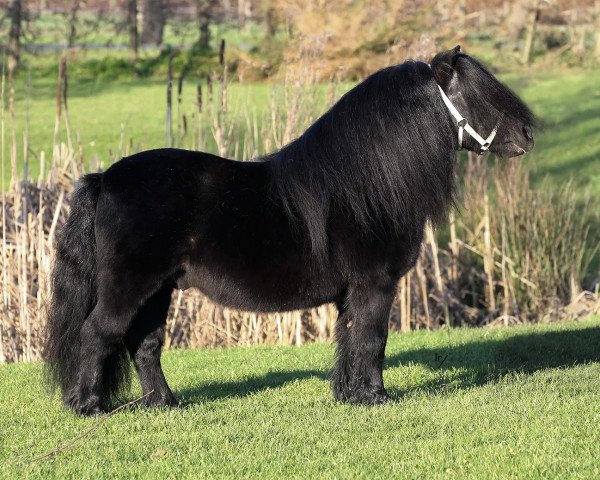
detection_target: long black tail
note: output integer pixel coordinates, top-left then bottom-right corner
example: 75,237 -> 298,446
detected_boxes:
44,173 -> 129,403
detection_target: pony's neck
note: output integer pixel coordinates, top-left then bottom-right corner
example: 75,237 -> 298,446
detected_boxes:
269,62 -> 457,255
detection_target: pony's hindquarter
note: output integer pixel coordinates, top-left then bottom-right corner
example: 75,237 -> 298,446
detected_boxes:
44,173 -> 130,412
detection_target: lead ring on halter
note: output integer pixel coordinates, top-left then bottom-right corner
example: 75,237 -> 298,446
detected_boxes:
429,64 -> 504,155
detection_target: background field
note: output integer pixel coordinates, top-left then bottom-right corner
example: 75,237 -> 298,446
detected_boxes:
2,316 -> 600,478
7,66 -> 600,204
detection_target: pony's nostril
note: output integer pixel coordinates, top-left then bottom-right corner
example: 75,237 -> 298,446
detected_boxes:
523,125 -> 533,141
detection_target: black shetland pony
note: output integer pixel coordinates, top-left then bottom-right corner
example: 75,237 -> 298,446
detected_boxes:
45,47 -> 536,415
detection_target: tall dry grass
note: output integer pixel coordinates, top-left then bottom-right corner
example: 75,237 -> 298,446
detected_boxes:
0,57 -> 597,363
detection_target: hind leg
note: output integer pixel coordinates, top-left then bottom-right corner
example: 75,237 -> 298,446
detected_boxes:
66,300 -> 134,415
332,281 -> 395,405
66,273 -> 165,415
124,285 -> 178,408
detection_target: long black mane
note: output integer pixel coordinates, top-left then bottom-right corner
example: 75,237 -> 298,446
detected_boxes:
269,61 -> 456,255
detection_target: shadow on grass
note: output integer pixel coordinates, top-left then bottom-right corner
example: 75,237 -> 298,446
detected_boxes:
174,324 -> 600,405
175,369 -> 328,405
384,325 -> 600,399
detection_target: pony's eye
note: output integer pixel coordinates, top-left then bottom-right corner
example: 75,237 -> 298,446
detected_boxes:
523,125 -> 533,140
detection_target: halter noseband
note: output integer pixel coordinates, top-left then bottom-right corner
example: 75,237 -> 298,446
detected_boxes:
430,65 -> 504,154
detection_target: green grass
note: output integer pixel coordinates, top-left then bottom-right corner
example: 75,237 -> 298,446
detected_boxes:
510,69 -> 600,200
2,316 -> 600,478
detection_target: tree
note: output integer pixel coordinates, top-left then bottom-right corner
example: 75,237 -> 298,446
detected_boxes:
592,1 -> 600,61
127,0 -> 139,61
197,0 -> 219,49
521,0 -> 541,65
237,0 -> 251,29
261,0 -> 281,37
141,0 -> 165,46
7,0 -> 22,76
66,0 -> 81,48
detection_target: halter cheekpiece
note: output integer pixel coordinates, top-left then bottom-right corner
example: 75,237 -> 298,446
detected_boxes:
429,64 -> 503,154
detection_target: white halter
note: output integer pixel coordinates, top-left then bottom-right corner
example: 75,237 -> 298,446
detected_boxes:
430,65 -> 504,154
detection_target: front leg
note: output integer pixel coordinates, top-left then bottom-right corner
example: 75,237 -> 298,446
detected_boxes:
332,280 -> 396,405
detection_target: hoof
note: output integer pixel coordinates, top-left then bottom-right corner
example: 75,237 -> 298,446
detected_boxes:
349,387 -> 391,406
141,391 -> 179,409
333,383 -> 391,406
64,390 -> 103,416
368,388 -> 392,406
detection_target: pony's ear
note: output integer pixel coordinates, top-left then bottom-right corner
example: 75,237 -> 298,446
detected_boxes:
430,46 -> 462,88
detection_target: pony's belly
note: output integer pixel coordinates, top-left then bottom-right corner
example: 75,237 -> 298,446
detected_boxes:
175,261 -> 340,313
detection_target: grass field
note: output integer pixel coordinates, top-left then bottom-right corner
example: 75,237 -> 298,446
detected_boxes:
2,316 -> 600,478
513,69 -> 600,199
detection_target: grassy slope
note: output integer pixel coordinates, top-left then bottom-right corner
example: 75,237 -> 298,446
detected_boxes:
512,69 -> 600,200
1,316 -> 600,478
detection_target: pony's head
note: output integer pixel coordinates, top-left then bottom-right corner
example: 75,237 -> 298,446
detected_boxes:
430,46 -> 536,157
